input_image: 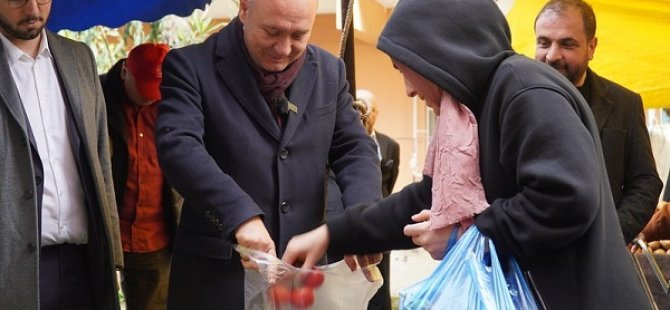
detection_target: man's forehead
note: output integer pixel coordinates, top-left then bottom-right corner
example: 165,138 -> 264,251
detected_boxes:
537,11 -> 587,38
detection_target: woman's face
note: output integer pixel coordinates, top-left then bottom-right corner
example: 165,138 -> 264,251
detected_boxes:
392,59 -> 442,115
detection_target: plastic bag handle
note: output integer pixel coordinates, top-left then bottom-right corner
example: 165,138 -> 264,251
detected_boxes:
443,224 -> 460,258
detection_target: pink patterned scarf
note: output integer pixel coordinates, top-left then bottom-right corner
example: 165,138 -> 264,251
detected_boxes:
423,91 -> 488,230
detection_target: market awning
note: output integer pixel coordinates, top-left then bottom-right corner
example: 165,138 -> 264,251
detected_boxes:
48,0 -> 212,32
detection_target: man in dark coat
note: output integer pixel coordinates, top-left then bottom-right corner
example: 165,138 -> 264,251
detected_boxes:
155,0 -> 382,308
534,0 -> 662,243
282,0 -> 653,308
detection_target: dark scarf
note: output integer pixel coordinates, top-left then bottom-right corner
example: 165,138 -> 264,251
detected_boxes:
233,18 -> 306,128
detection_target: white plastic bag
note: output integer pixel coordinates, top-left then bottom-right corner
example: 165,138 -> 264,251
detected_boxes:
236,245 -> 383,310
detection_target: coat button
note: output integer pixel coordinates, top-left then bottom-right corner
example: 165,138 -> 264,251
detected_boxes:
24,189 -> 34,199
280,201 -> 290,213
26,243 -> 36,253
35,176 -> 42,186
279,148 -> 289,160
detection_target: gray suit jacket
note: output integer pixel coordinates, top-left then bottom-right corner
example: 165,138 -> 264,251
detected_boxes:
0,31 -> 122,309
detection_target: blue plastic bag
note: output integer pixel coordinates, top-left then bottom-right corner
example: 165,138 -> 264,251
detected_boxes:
399,226 -> 538,310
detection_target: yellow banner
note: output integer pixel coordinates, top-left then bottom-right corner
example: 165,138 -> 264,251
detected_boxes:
507,0 -> 670,109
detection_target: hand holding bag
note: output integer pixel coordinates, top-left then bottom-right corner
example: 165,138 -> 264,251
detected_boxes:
399,226 -> 538,310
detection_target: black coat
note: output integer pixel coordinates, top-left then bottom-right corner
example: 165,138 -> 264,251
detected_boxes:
376,132 -> 400,198
584,68 -> 662,242
326,0 -> 652,309
156,19 -> 382,309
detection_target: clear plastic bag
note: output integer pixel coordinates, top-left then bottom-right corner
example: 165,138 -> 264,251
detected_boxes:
399,226 -> 538,310
236,245 -> 383,310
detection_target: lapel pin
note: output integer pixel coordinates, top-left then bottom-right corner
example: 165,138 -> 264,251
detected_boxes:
288,102 -> 298,114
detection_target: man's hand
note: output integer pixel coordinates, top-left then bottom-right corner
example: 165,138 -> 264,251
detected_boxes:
235,216 -> 276,269
282,225 -> 329,270
403,209 -> 456,260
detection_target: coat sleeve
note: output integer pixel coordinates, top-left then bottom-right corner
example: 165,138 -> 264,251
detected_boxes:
475,89 -> 605,258
155,49 -> 263,240
328,177 -> 432,255
328,58 -> 383,207
615,93 -> 662,243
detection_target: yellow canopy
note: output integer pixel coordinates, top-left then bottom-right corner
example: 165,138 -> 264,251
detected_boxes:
506,0 -> 670,109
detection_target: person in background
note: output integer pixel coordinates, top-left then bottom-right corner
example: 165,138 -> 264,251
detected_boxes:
355,89 -> 400,198
281,0 -> 652,308
0,0 -> 122,308
155,0 -> 382,308
354,89 -> 400,310
102,43 -> 182,310
534,0 -> 662,243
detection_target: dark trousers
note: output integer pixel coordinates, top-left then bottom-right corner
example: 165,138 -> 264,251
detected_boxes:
122,247 -> 171,310
40,244 -> 94,310
168,251 -> 246,310
367,252 -> 391,310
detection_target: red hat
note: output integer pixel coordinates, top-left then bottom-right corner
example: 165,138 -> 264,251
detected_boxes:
125,43 -> 170,102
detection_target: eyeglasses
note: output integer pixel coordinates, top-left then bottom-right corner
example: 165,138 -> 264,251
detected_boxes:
8,0 -> 51,9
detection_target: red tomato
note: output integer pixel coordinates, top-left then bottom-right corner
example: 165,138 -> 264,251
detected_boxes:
291,287 -> 315,308
269,284 -> 292,307
301,270 -> 325,288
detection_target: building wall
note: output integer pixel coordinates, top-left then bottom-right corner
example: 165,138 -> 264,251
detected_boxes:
310,14 -> 432,193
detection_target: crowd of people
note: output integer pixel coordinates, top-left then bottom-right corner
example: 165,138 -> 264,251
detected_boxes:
0,0 -> 666,309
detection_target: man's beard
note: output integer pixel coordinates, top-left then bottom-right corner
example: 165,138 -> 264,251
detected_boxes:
548,60 -> 584,86
0,14 -> 45,41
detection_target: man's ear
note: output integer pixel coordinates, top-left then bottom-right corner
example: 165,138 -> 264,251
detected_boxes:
239,0 -> 250,23
587,36 -> 598,61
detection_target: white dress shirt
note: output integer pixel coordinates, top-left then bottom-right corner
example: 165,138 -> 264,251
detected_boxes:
0,31 -> 88,246
370,131 -> 382,161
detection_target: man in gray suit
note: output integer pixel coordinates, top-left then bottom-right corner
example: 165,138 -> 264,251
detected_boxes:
0,0 -> 122,308
534,0 -> 662,243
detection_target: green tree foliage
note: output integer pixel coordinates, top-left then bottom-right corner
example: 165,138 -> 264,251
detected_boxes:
59,8 -> 226,73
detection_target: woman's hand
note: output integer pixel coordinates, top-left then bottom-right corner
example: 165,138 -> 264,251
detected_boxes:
282,225 -> 330,269
403,210 -> 456,260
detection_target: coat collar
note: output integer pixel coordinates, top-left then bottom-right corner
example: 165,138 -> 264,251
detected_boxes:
214,23 -> 316,142
584,68 -> 613,132
281,58 -> 316,144
0,35 -> 29,134
47,31 -> 85,132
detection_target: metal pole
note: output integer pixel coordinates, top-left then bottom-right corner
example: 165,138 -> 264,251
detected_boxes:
341,0 -> 356,99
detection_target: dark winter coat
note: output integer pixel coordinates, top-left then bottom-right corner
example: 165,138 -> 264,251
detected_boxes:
326,0 -> 652,309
